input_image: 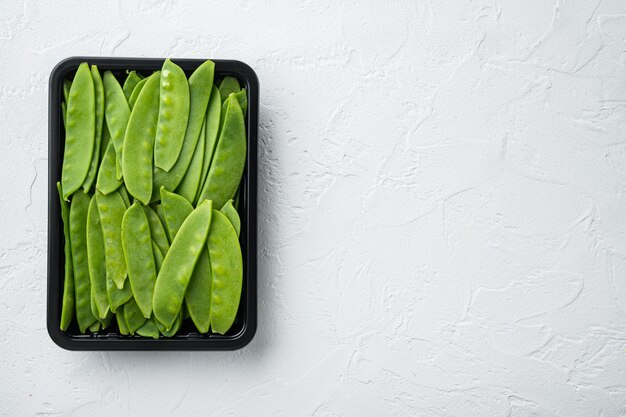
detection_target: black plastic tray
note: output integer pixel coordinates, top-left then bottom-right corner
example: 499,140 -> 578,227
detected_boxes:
47,57 -> 258,350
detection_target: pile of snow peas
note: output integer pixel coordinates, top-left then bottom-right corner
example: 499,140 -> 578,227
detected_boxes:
57,59 -> 247,337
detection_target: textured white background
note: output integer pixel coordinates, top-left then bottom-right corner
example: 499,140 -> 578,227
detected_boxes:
1,0 -> 626,416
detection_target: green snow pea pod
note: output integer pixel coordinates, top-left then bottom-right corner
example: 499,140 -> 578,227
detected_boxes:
61,102 -> 67,128
69,190 -> 97,333
195,85 -> 221,204
82,65 -> 105,192
218,76 -> 240,103
95,190 -> 127,288
176,118 -> 206,203
144,205 -> 169,256
234,88 -> 247,115
123,70 -> 143,101
123,71 -> 160,204
154,58 -> 190,171
160,187 -> 192,241
155,203 -> 166,231
61,62 -> 95,199
124,297 -> 147,335
88,320 -> 100,332
233,187 -> 240,211
152,60 -> 215,200
57,182 -> 74,331
197,95 -> 246,209
86,195 -> 109,319
95,307 -> 113,329
103,71 -> 131,181
152,241 -> 164,271
116,311 -> 129,335
220,199 -> 240,236
118,184 -> 131,208
122,202 -> 157,318
208,210 -> 243,334
153,200 -> 212,329
156,310 -> 182,337
107,272 -> 132,313
96,140 -> 122,194
136,316 -> 160,339
100,123 -> 111,161
128,77 -> 147,109
185,247 -> 212,333
63,79 -> 71,101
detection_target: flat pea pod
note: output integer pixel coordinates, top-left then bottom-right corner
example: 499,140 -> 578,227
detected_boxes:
63,79 -> 71,101
116,312 -> 129,335
69,190 -> 97,333
152,241 -> 164,271
88,321 -> 100,332
96,190 -> 127,289
61,62 -> 95,199
122,202 -> 157,318
195,85 -> 221,204
220,199 -> 241,237
176,118 -> 206,203
128,77 -> 147,109
152,60 -> 215,200
61,102 -> 67,128
96,140 -> 122,194
156,310 -> 182,337
57,182 -> 74,331
96,308 -> 113,330
155,203 -> 166,231
218,76 -> 241,103
197,94 -> 246,208
234,88 -> 247,115
118,184 -> 131,208
208,210 -> 243,334
100,123 -> 111,161
144,205 -> 169,255
86,195 -> 109,319
233,187 -> 240,211
136,316 -> 160,339
103,71 -> 131,181
153,200 -> 212,329
185,247 -> 212,333
82,65 -> 105,192
154,59 -> 190,172
123,70 -> 143,101
160,187 -> 192,241
123,71 -> 160,204
107,272 -> 132,313
124,297 -> 147,335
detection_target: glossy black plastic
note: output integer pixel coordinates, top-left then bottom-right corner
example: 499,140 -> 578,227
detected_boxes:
47,57 -> 258,350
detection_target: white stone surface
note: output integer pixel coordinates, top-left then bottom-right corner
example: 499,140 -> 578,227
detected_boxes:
1,0 -> 626,415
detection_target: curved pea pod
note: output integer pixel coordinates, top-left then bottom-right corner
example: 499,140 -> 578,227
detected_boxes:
153,200 -> 212,330
86,195 -> 109,319
160,187 -> 192,241
96,308 -> 112,330
234,88 -> 247,115
128,77 -> 147,109
96,190 -> 127,289
155,203 -> 166,231
57,182 -> 74,331
195,85 -> 221,204
218,76 -> 241,103
88,321 -> 101,332
124,297 -> 147,335
152,60 -> 215,200
83,65 -> 105,192
107,273 -> 132,313
197,95 -> 246,209
220,199 -> 240,237
63,79 -> 72,101
116,311 -> 129,335
154,59 -> 190,171
96,140 -> 122,194
136,316 -> 160,339
61,62 -> 95,199
208,210 -> 243,334
176,118 -> 206,203
118,184 -> 131,208
152,241 -> 164,271
103,71 -> 131,181
100,123 -> 111,160
185,247 -> 212,333
144,205 -> 169,256
123,71 -> 160,204
69,191 -> 97,333
123,70 -> 143,101
122,202 -> 157,318
156,310 -> 182,337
